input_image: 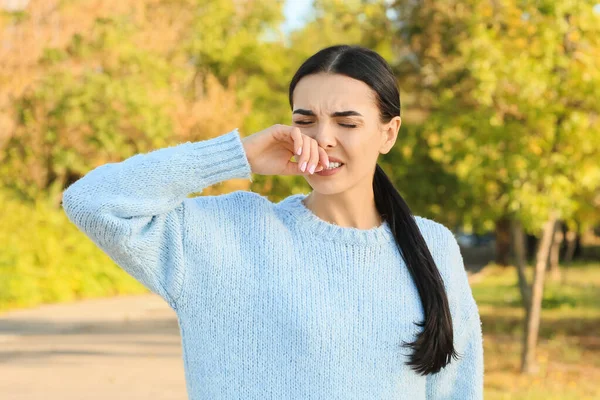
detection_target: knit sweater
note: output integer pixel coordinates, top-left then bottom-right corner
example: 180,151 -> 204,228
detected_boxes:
62,128 -> 484,399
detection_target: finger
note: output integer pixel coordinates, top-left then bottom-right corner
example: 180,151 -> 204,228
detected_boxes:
284,157 -> 302,175
307,139 -> 320,174
317,146 -> 329,171
288,126 -> 303,157
298,135 -> 311,173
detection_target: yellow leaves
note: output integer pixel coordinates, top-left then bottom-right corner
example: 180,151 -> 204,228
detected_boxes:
485,180 -> 499,195
497,167 -> 508,179
427,132 -> 440,145
567,30 -> 581,43
341,13 -> 355,26
515,37 -> 527,49
481,5 -> 493,18
430,147 -> 445,162
579,162 -> 600,189
442,138 -> 454,153
427,41 -> 442,59
455,153 -> 475,179
490,113 -> 504,127
514,156 -> 528,171
528,141 -> 543,155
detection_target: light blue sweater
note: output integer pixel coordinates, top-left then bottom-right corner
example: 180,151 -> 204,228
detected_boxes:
62,128 -> 484,399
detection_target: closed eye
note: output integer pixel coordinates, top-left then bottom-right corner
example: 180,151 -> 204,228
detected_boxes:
294,121 -> 357,128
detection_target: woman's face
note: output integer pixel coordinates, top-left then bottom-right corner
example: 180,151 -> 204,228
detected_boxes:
291,73 -> 400,195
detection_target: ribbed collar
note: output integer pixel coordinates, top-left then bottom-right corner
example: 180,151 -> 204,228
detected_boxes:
276,193 -> 396,245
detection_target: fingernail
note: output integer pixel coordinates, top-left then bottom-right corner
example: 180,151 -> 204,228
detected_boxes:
309,164 -> 316,174
297,147 -> 302,156
301,161 -> 307,172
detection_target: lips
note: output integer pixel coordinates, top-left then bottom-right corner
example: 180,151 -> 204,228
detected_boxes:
326,156 -> 344,164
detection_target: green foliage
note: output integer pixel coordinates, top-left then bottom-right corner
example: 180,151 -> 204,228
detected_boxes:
1,0 -> 599,324
393,0 -> 600,233
2,14 -> 179,203
0,190 -> 147,313
184,0 -> 285,82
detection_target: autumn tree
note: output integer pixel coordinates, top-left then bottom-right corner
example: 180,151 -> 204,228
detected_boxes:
392,0 -> 600,373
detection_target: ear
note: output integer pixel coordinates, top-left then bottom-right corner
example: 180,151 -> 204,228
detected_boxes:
379,116 -> 401,155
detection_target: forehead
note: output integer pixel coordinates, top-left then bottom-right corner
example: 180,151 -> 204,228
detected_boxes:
292,73 -> 377,114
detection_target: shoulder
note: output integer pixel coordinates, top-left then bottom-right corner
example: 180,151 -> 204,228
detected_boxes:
413,215 -> 457,256
188,190 -> 273,214
183,190 -> 279,246
412,215 -> 461,283
415,216 -> 465,278
183,190 -> 275,232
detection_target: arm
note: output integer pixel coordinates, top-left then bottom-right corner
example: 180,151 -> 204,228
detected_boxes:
61,128 -> 252,310
426,229 -> 484,399
426,309 -> 484,399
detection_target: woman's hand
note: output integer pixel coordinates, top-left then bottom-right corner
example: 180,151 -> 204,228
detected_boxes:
241,124 -> 330,176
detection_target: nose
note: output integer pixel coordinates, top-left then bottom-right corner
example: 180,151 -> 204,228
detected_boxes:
314,121 -> 336,149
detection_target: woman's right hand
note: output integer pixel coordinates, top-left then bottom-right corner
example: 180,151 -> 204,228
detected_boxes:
241,124 -> 330,176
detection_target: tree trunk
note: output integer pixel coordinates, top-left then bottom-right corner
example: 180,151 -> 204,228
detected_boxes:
495,215 -> 512,266
548,221 -> 563,281
561,227 -> 578,284
563,228 -> 577,264
511,218 -> 531,316
521,211 -> 559,374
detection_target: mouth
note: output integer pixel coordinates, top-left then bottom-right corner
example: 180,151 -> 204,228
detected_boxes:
316,162 -> 345,176
323,161 -> 344,169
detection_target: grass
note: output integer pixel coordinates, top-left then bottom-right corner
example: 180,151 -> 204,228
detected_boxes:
473,261 -> 600,399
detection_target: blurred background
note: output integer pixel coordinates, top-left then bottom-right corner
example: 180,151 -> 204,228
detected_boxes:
0,0 -> 599,399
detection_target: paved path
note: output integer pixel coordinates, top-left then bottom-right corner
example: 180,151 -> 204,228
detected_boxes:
0,294 -> 187,400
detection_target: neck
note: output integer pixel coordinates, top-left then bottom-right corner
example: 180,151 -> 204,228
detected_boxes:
303,187 -> 383,230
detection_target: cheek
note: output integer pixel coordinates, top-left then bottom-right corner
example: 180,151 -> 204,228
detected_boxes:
345,131 -> 380,165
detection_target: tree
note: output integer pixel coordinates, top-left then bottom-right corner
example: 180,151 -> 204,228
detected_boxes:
392,0 -> 600,373
1,0 -> 263,204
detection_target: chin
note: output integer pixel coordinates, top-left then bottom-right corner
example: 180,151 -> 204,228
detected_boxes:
307,180 -> 350,195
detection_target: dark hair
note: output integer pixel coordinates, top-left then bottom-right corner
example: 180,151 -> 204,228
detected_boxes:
288,44 -> 459,375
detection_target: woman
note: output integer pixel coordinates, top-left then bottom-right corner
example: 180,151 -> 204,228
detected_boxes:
62,45 -> 483,399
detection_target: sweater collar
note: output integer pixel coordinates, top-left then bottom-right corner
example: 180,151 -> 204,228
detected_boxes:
277,193 -> 395,245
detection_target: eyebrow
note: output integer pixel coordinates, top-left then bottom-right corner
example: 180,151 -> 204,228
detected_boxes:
292,109 -> 364,118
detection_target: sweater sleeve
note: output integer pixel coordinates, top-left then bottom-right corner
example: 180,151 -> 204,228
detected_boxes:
425,229 -> 484,399
61,128 -> 252,310
425,308 -> 484,399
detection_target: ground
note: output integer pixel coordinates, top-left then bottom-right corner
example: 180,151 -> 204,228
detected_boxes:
0,295 -> 186,399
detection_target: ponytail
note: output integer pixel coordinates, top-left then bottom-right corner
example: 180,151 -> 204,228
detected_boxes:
373,164 -> 459,375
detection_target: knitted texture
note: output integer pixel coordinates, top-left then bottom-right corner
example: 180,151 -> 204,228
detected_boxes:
62,128 -> 484,399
